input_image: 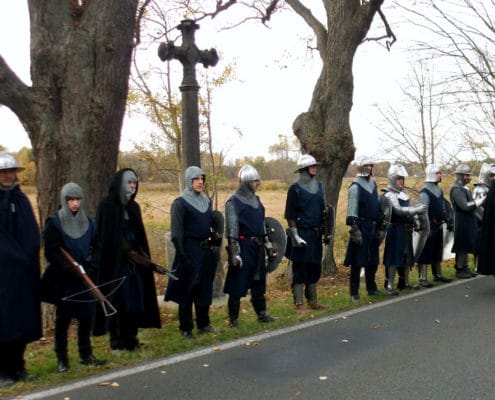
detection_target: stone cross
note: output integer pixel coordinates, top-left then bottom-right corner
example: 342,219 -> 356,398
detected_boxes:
158,19 -> 219,173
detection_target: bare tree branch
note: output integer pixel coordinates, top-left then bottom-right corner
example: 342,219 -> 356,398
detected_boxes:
398,0 -> 495,159
362,8 -> 396,49
262,0 -> 280,23
0,55 -> 38,136
195,0 -> 237,21
374,59 -> 458,168
285,0 -> 327,57
134,0 -> 153,46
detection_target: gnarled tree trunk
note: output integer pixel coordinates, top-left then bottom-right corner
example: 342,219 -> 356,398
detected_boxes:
0,0 -> 139,223
0,0 -> 140,328
288,0 -> 388,273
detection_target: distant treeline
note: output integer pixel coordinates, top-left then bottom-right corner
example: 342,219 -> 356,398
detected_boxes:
7,146 -> 492,187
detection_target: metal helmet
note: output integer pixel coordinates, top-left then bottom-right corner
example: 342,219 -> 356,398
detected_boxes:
479,163 -> 495,186
238,165 -> 260,183
454,163 -> 472,185
454,164 -> 472,175
0,152 -> 25,171
296,154 -> 318,171
387,164 -> 408,191
354,155 -> 374,177
425,163 -> 442,183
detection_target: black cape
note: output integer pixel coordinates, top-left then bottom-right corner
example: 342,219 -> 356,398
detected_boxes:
477,184 -> 495,275
0,185 -> 42,343
92,169 -> 161,336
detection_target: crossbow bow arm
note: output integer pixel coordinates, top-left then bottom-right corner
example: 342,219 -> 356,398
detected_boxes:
59,247 -> 118,317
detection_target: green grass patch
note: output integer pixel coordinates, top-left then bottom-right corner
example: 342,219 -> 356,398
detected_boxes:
1,258 -> 461,398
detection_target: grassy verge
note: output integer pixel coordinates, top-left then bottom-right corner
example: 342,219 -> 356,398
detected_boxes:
6,179 -> 462,398
2,259 -> 459,399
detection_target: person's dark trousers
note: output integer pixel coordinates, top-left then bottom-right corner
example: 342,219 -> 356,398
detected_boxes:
195,305 -> 210,329
109,314 -> 139,350
76,317 -> 92,357
228,296 -> 241,321
0,339 -> 26,380
349,265 -> 361,296
350,265 -> 378,295
178,298 -> 194,332
397,266 -> 406,289
55,311 -> 92,359
178,282 -> 211,331
250,291 -> 266,315
54,311 -> 70,360
364,264 -> 378,293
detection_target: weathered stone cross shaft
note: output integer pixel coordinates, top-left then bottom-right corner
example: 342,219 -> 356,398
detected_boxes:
158,19 -> 219,172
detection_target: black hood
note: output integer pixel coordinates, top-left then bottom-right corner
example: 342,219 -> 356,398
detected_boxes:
107,168 -> 139,203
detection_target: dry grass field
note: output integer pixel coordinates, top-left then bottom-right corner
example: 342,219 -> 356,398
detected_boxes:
27,173 -> 457,295
136,174 -> 451,292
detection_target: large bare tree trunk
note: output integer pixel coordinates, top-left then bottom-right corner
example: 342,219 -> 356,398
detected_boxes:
0,0 -> 140,329
0,0 -> 139,223
289,0 -> 386,274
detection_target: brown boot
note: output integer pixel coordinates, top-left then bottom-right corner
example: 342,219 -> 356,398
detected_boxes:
307,284 -> 326,309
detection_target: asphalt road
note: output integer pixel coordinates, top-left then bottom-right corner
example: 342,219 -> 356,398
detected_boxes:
19,276 -> 495,400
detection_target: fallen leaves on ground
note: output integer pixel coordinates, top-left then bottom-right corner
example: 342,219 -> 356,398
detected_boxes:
98,381 -> 120,387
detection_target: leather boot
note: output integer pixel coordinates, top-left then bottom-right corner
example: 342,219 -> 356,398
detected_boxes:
250,293 -> 276,322
293,284 -> 305,310
228,296 -> 240,328
80,354 -> 107,366
399,266 -> 419,290
57,354 -> 70,373
386,267 -> 399,295
418,264 -> 433,288
455,253 -> 471,278
306,284 -> 325,309
257,310 -> 276,323
432,262 -> 452,283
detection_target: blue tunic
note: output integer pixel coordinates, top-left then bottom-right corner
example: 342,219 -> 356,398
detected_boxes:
417,188 -> 444,264
165,198 -> 218,306
383,195 -> 414,268
44,215 -> 96,318
343,182 -> 380,267
223,195 -> 267,297
285,182 -> 324,265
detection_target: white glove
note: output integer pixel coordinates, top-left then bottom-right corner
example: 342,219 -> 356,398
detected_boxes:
227,240 -> 243,268
408,203 -> 427,216
475,194 -> 487,207
289,227 -> 307,247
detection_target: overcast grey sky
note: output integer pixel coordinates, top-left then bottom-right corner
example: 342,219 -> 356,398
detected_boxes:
0,2 -> 412,162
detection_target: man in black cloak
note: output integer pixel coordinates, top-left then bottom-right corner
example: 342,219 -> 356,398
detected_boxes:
450,164 -> 485,279
475,170 -> 495,276
92,168 -> 161,351
0,152 -> 42,386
